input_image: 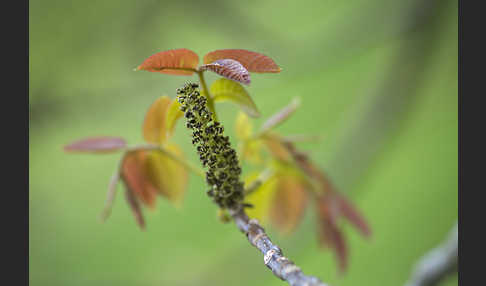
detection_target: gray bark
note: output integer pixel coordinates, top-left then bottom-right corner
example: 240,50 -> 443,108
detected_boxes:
230,206 -> 328,286
404,223 -> 458,286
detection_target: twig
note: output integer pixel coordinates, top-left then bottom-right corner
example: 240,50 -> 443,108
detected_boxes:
229,206 -> 328,286
404,222 -> 458,286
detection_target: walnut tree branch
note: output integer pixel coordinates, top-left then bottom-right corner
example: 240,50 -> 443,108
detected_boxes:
404,222 -> 458,286
177,83 -> 329,286
229,206 -> 328,286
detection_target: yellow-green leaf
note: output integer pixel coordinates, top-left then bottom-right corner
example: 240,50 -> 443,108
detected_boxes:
210,78 -> 260,118
145,144 -> 188,207
244,172 -> 278,224
238,139 -> 264,165
165,99 -> 184,139
235,112 -> 253,140
143,96 -> 171,144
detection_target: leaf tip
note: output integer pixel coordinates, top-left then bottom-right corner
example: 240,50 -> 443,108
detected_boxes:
362,226 -> 373,239
98,211 -> 109,223
242,76 -> 251,85
63,143 -> 77,153
337,263 -> 348,276
291,97 -> 302,107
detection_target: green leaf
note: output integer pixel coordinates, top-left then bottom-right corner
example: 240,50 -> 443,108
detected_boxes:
244,172 -> 279,224
209,78 -> 260,118
235,111 -> 264,164
239,138 -> 264,165
235,111 -> 253,140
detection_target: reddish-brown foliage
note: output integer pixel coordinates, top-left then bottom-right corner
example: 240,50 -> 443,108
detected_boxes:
136,48 -> 199,75
204,49 -> 281,73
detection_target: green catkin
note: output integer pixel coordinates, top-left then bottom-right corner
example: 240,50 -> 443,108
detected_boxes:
176,83 -> 244,209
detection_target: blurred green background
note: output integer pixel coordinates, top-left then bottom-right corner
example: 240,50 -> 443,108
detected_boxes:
29,0 -> 458,285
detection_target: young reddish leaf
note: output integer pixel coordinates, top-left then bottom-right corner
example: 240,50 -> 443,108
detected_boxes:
279,140 -> 368,273
143,96 -> 172,144
199,59 -> 251,85
259,98 -> 300,135
281,140 -> 330,191
136,48 -> 199,75
318,218 -> 348,273
121,150 -> 158,208
145,144 -> 188,206
286,142 -> 372,237
335,192 -> 371,238
64,136 -> 126,153
203,49 -> 281,73
261,133 -> 292,162
165,99 -> 184,139
124,187 -> 145,230
210,79 -> 260,117
269,176 -> 309,234
317,195 -> 348,273
288,142 -> 371,236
